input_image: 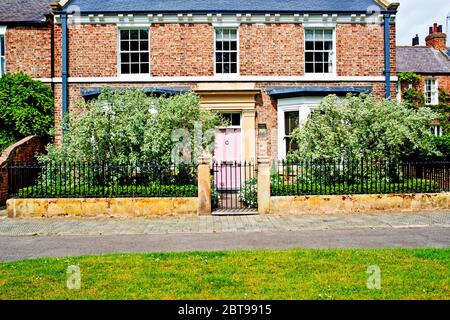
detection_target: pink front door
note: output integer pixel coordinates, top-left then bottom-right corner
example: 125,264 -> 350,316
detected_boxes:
214,128 -> 241,189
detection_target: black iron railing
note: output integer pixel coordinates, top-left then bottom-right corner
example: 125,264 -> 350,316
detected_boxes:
272,160 -> 450,196
8,162 -> 198,198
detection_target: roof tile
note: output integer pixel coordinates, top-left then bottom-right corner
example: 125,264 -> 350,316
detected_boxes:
397,46 -> 450,74
64,0 -> 383,13
0,0 -> 51,23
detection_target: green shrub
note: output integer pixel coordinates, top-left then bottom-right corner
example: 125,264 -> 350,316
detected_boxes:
39,89 -> 222,164
0,73 -> 54,151
271,179 -> 441,196
432,135 -> 450,160
238,177 -> 257,208
16,184 -> 198,198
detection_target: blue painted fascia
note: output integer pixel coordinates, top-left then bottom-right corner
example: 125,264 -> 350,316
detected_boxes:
80,87 -> 191,99
266,86 -> 372,98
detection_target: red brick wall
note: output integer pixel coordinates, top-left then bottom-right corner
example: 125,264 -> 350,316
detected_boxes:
240,24 -> 304,76
49,22 -> 396,78
337,24 -> 396,77
0,136 -> 47,205
5,25 -> 52,78
150,23 -> 214,76
66,24 -> 117,77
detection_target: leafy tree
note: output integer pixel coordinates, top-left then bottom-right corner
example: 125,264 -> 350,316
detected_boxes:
288,94 -> 440,163
39,89 -> 222,164
0,73 -> 54,151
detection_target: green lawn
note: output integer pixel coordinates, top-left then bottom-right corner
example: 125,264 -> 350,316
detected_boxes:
0,249 -> 449,300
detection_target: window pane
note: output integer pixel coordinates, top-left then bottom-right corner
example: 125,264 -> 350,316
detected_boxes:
285,111 -> 299,135
229,30 -> 237,40
140,53 -> 149,63
315,63 -> 324,73
121,63 -> 130,74
140,63 -> 149,74
130,64 -> 140,74
120,30 -> 129,40
0,36 -> 4,56
140,41 -> 149,51
315,41 -> 323,50
216,42 -> 222,50
216,28 -> 223,40
231,113 -> 240,126
223,63 -> 230,73
216,53 -> 222,63
315,30 -> 324,41
130,53 -> 140,63
223,41 -> 230,51
305,29 -> 314,40
305,52 -> 314,62
223,53 -> 229,63
314,52 -> 323,62
324,41 -> 333,50
324,30 -> 333,40
121,41 -> 129,51
230,41 -> 237,51
230,63 -> 237,74
130,30 -> 139,39
121,53 -> 130,63
305,41 -> 314,50
216,63 -> 222,73
305,63 -> 314,73
230,52 -> 237,63
130,41 -> 139,51
140,29 -> 148,40
222,29 -> 230,41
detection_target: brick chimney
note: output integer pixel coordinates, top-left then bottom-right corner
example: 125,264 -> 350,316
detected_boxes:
425,23 -> 447,50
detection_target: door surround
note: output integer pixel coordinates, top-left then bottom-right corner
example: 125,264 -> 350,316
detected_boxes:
197,83 -> 259,162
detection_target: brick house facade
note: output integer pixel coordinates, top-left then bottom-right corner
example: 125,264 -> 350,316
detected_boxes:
1,0 -> 399,161
397,23 -> 450,136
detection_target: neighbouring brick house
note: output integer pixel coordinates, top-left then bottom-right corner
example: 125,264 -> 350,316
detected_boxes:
0,0 -> 53,79
1,0 -> 399,161
397,23 -> 450,136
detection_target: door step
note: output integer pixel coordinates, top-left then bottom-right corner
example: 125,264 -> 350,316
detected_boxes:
212,209 -> 258,216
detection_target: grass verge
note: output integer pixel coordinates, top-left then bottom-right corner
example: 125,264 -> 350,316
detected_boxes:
0,249 -> 449,300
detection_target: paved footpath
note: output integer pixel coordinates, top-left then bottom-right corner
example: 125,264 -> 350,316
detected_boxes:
0,211 -> 450,236
0,211 -> 449,262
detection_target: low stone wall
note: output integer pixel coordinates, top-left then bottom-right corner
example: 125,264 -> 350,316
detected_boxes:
7,197 -> 198,218
270,193 -> 450,215
0,136 -> 47,205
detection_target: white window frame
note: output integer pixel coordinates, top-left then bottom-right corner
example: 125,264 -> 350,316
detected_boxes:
430,125 -> 443,137
424,78 -> 438,105
277,96 -> 322,160
117,26 -> 150,76
214,26 -> 240,77
304,27 -> 336,76
0,26 -> 6,78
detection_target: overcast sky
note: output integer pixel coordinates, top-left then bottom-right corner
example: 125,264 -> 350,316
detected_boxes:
396,0 -> 450,45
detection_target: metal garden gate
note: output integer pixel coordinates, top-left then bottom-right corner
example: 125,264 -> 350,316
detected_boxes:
212,161 -> 257,212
